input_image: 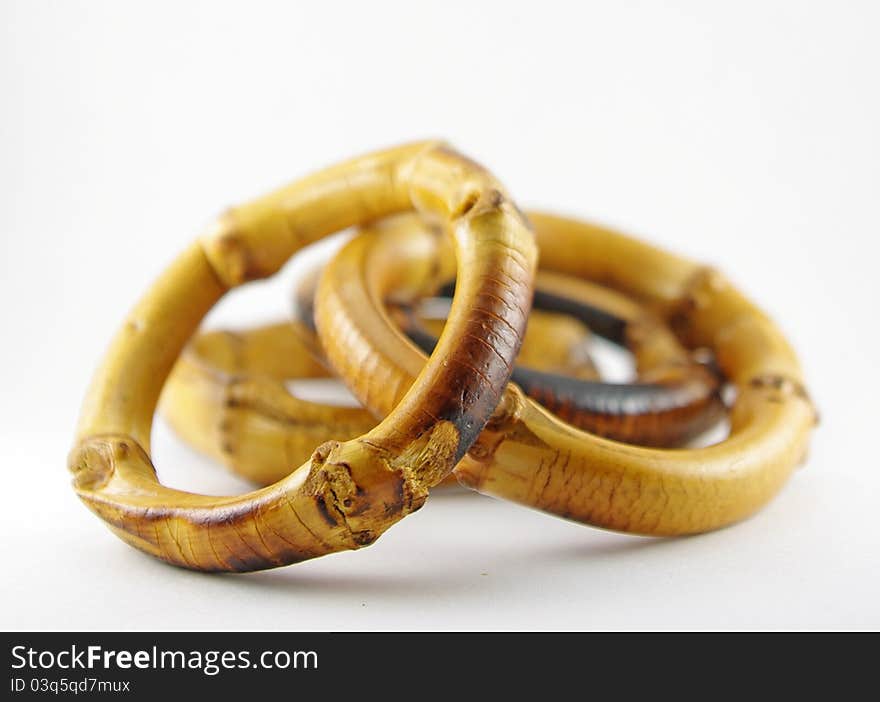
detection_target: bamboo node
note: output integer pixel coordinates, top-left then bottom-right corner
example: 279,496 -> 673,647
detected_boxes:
304,439 -> 428,547
680,265 -> 725,300
67,434 -> 150,492
749,374 -> 818,422
200,211 -> 252,288
395,420 -> 462,488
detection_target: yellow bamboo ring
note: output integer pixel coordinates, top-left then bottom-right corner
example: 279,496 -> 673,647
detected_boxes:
316,213 -> 818,535
68,142 -> 537,572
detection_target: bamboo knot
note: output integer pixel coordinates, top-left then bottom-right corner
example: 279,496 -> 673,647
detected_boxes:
749,374 -> 819,423
68,434 -> 152,492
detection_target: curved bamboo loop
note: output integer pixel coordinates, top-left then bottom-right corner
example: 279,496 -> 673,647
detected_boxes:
316,213 -> 817,536
161,308 -> 596,486
68,142 -> 538,572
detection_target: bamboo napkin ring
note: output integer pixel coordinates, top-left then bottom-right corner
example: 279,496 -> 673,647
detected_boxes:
316,212 -> 817,536
68,142 -> 537,572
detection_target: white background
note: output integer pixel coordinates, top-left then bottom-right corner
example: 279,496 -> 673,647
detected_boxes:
2,0 -> 878,631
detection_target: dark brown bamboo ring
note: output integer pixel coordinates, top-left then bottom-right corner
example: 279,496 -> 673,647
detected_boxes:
407,273 -> 725,446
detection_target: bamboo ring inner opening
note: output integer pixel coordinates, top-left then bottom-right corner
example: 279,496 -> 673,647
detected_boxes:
161,301 -> 600,487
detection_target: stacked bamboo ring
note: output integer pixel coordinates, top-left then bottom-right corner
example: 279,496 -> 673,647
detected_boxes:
70,142 -> 817,572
